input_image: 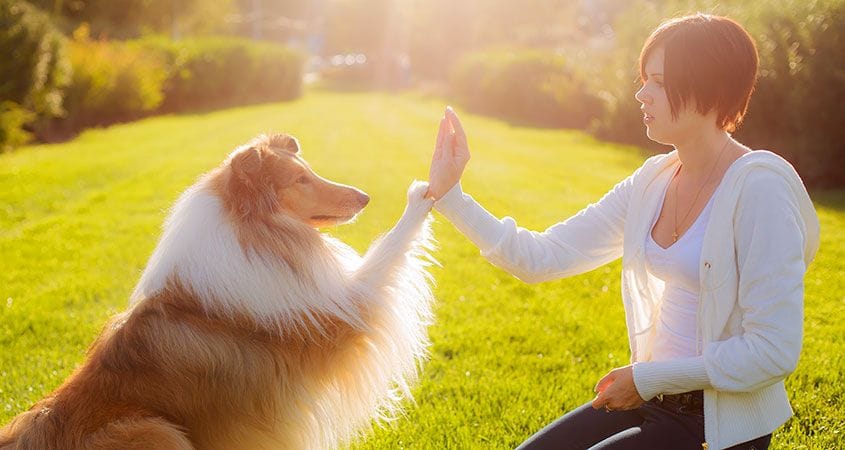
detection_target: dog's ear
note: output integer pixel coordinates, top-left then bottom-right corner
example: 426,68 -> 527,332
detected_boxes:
231,146 -> 262,185
229,146 -> 279,217
268,134 -> 300,154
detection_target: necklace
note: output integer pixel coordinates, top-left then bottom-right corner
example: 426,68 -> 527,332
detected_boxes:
672,136 -> 732,242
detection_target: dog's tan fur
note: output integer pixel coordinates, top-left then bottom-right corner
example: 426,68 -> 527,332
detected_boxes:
1,134 -> 435,449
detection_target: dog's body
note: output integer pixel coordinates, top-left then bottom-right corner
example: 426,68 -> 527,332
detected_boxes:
0,134 -> 436,449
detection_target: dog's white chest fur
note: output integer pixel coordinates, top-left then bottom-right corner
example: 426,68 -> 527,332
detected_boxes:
131,180 -> 437,449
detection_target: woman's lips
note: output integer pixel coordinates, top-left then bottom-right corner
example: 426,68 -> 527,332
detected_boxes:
643,113 -> 655,124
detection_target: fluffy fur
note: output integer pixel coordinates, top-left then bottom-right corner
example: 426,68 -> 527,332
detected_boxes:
0,134 -> 437,449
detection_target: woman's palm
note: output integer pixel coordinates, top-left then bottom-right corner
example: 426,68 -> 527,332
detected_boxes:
428,108 -> 470,199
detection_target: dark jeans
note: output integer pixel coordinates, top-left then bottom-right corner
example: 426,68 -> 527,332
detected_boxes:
516,400 -> 772,450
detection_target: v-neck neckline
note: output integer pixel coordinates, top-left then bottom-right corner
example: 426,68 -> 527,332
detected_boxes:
649,163 -> 717,251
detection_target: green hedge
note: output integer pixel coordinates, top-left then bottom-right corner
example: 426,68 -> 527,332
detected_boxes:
61,27 -> 167,129
0,0 -> 69,151
38,33 -> 305,139
1,9 -> 305,149
450,50 -> 604,129
138,36 -> 306,112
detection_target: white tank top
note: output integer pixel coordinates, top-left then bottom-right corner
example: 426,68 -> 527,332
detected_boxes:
644,169 -> 716,361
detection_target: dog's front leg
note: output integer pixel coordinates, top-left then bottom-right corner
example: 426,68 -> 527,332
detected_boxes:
351,180 -> 435,292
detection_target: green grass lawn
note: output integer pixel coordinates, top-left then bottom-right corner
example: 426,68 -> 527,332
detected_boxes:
1,90 -> 842,449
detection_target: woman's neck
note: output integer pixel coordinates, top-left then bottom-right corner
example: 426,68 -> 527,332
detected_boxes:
673,129 -> 737,179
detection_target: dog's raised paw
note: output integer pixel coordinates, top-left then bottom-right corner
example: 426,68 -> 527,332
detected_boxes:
407,180 -> 430,200
405,180 -> 434,214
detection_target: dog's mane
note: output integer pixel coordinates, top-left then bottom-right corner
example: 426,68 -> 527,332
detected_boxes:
129,176 -> 367,334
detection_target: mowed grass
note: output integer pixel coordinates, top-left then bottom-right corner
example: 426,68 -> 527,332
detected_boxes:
1,90 -> 843,449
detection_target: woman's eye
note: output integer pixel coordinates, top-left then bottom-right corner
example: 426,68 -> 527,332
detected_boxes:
297,176 -> 309,184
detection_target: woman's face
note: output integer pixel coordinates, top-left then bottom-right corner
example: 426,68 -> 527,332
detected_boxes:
635,47 -> 709,146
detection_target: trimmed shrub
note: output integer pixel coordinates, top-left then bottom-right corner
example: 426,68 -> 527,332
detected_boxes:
450,50 -> 604,129
137,36 -> 306,112
48,33 -> 304,138
61,26 -> 167,129
0,0 -> 69,150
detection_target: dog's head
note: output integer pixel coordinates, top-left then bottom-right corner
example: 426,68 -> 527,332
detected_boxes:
216,133 -> 369,228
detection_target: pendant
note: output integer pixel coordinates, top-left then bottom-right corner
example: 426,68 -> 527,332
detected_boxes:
672,231 -> 679,242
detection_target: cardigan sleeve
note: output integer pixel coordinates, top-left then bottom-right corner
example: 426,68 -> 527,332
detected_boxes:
701,170 -> 808,391
632,170 -> 811,399
433,167 -> 638,284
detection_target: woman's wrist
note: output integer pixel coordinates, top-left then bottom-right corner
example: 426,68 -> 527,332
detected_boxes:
432,181 -> 463,206
632,357 -> 710,401
431,182 -> 507,253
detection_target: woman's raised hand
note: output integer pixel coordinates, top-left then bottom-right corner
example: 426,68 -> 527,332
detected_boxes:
427,107 -> 470,200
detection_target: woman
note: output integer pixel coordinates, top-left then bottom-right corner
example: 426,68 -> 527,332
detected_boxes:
426,14 -> 820,450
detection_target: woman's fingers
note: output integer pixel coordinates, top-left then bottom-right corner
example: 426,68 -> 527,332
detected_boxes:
433,117 -> 447,161
445,107 -> 470,164
591,390 -> 609,410
591,371 -> 616,410
445,106 -> 464,140
427,106 -> 470,200
438,117 -> 447,147
594,371 -> 615,393
591,366 -> 645,412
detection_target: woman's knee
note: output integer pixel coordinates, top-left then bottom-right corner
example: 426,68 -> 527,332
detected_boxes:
516,402 -> 643,450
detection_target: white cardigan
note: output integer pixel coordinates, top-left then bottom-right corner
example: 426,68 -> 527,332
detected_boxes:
433,150 -> 820,449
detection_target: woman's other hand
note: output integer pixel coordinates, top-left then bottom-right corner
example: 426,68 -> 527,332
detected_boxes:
591,365 -> 646,411
427,107 -> 470,200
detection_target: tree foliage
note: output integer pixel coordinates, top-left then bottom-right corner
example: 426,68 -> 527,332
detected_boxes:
27,0 -> 235,38
0,0 -> 69,115
590,0 -> 845,187
0,0 -> 69,150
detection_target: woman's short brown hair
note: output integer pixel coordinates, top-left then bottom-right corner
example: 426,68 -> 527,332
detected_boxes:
639,14 -> 759,132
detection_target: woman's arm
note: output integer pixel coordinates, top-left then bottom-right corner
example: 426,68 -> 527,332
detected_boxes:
434,174 -> 634,283
632,171 -> 811,399
428,107 -> 636,283
702,171 -> 808,390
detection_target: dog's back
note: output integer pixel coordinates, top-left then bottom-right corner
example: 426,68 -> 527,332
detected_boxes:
1,284 -> 371,450
0,289 -> 217,449
0,299 -> 196,449
2,409 -> 192,450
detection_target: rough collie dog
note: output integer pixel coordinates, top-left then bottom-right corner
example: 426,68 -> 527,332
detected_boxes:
0,133 -> 436,449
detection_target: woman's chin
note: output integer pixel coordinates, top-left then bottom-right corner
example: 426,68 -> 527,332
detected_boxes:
645,128 -> 673,146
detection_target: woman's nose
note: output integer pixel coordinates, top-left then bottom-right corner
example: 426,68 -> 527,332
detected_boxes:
635,86 -> 651,105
